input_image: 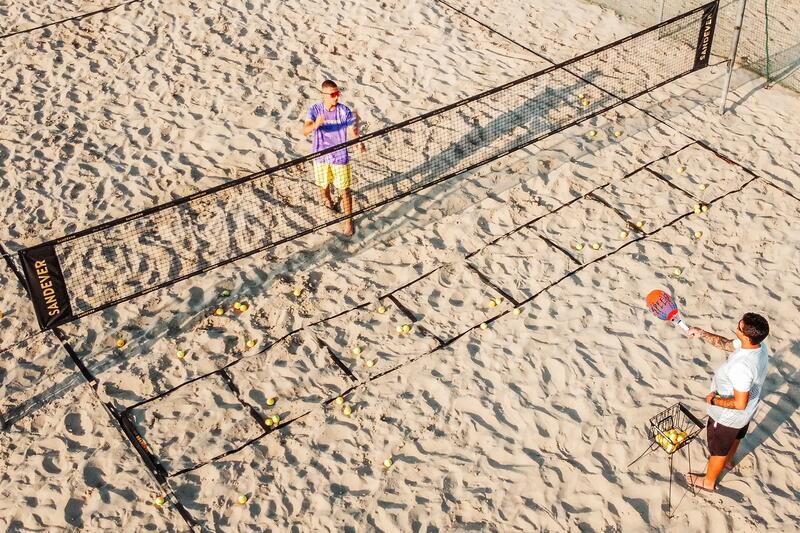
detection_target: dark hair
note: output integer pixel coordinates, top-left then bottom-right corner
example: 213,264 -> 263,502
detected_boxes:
741,313 -> 769,344
321,79 -> 338,90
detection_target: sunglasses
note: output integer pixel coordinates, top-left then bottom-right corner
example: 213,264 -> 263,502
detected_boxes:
322,90 -> 341,98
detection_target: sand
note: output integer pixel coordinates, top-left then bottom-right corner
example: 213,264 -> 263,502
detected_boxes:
1,0 -> 799,531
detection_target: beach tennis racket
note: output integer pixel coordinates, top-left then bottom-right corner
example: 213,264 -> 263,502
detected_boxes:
646,289 -> 689,332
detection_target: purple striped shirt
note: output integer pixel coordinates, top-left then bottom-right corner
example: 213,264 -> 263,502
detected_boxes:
308,102 -> 355,165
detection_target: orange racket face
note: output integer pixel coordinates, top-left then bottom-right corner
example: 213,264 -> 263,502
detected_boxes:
646,290 -> 678,321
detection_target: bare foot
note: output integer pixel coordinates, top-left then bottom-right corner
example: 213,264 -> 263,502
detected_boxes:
684,472 -> 716,492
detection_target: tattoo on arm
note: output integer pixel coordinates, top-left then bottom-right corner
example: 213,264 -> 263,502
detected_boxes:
699,330 -> 734,352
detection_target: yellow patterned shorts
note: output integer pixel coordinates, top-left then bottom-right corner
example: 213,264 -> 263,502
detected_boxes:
313,163 -> 351,190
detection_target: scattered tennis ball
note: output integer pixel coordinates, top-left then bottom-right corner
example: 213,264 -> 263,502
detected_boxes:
677,165 -> 686,174
116,338 -> 126,348
176,350 -> 185,359
214,307 -> 225,316
293,288 -> 302,297
233,302 -> 242,310
238,495 -> 248,505
479,322 -> 488,330
577,93 -> 585,99
384,457 -> 393,468
265,418 -> 274,427
581,99 -> 590,107
366,359 -> 375,368
575,243 -> 585,251
266,397 -> 276,406
335,396 -> 344,405
221,289 -> 231,297
246,339 -> 256,348
396,325 -> 403,333
271,414 -> 281,424
401,324 -> 411,333
701,204 -> 709,212
488,299 -> 497,308
587,130 -> 597,138
673,268 -> 682,277
343,404 -> 352,416
154,496 -> 165,506
513,308 -> 522,316
613,130 -> 623,137
591,243 -> 601,250
352,346 -> 362,355
239,303 -> 249,312
619,230 -> 629,239
377,306 -> 386,314
635,220 -> 645,229
699,183 -> 707,191
693,206 -> 702,214
694,231 -> 703,239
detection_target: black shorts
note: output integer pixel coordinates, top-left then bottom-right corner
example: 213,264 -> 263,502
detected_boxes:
707,419 -> 749,456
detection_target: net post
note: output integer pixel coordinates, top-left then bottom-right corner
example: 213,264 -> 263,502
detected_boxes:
719,0 -> 749,114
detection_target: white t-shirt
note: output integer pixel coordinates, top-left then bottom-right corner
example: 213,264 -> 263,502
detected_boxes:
707,338 -> 769,428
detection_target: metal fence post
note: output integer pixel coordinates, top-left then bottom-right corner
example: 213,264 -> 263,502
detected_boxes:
720,0 -> 749,114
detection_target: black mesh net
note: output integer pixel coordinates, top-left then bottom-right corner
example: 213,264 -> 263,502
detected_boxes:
22,2 -> 719,325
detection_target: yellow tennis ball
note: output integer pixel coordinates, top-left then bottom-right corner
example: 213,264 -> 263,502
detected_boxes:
575,243 -> 584,251
352,346 -> 362,355
343,405 -> 352,416
154,496 -> 165,506
335,396 -> 344,405
246,339 -> 256,348
176,350 -> 185,359
699,183 -> 707,191
214,307 -> 225,316
635,221 -> 645,228
614,130 -> 623,137
366,359 -> 375,368
488,299 -> 497,308
293,288 -> 302,297
221,289 -> 231,297
238,495 -> 248,505
577,93 -> 585,99
513,308 -> 522,316
383,457 -> 393,468
673,268 -> 682,277
619,230 -> 628,239
701,204 -> 709,212
239,303 -> 249,312
479,322 -> 488,330
694,231 -> 703,239
271,414 -> 281,424
581,99 -> 590,107
591,243 -> 601,250
401,324 -> 411,333
377,306 -> 386,314
233,302 -> 242,310
116,338 -> 126,348
587,130 -> 597,138
677,165 -> 686,174
266,397 -> 276,406
265,418 -> 274,427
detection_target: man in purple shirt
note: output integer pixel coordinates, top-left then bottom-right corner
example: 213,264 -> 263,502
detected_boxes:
303,80 -> 361,236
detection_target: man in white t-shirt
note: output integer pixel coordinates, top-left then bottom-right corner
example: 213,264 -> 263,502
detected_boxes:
684,312 -> 770,492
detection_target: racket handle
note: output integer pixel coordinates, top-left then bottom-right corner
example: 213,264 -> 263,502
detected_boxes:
677,320 -> 689,332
